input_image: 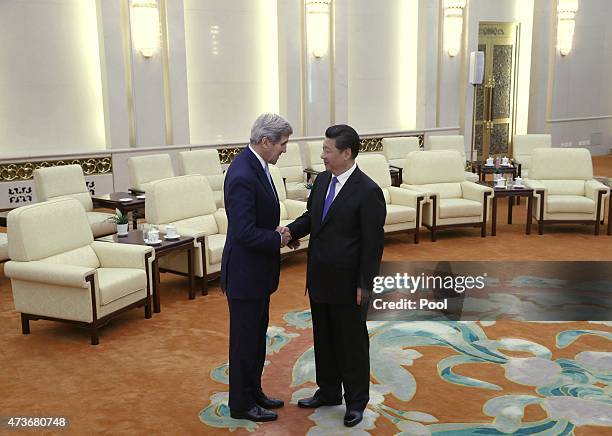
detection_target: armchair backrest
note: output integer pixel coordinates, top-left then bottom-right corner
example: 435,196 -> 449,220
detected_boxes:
356,154 -> 392,203
382,137 -> 420,167
275,142 -> 304,183
178,149 -> 224,192
128,154 -> 175,191
530,148 -> 593,181
33,164 -> 93,212
7,198 -> 94,262
304,140 -> 325,172
427,135 -> 466,160
513,134 -> 551,169
146,175 -> 217,225
404,150 -> 466,185
268,165 -> 288,201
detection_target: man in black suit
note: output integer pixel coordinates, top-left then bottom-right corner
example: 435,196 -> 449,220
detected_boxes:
221,113 -> 293,422
286,124 -> 386,427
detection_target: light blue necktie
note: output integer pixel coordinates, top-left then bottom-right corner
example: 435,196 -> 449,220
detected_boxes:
321,176 -> 338,222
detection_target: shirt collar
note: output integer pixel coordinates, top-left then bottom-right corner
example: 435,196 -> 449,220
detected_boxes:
333,161 -> 357,187
248,145 -> 268,171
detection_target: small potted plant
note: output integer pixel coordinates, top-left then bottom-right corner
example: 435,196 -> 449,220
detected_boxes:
107,209 -> 129,236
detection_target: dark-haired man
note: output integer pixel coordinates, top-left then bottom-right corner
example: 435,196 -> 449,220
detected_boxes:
286,124 -> 386,427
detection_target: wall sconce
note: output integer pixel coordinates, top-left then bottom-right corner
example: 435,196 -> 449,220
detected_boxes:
557,0 -> 578,56
306,0 -> 331,59
443,0 -> 466,57
130,0 -> 161,58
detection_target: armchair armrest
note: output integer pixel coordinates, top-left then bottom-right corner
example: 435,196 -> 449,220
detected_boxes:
460,182 -> 494,202
284,199 -> 307,219
399,184 -> 433,200
585,180 -> 610,201
214,209 -> 228,234
91,241 -> 153,269
4,261 -> 94,288
524,179 -> 547,198
303,168 -> 320,176
389,186 -> 424,207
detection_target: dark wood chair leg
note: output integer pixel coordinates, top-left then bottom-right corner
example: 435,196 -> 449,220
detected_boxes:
90,328 -> 99,346
21,314 -> 30,334
144,298 -> 152,319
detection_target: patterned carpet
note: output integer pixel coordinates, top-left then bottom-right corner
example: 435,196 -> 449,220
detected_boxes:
198,312 -> 612,435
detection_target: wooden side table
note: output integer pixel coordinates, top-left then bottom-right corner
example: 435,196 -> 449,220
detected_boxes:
92,192 -> 146,229
480,182 -> 534,236
97,230 -> 196,313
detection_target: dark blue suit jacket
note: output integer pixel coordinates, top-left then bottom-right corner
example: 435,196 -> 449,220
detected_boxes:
221,147 -> 281,300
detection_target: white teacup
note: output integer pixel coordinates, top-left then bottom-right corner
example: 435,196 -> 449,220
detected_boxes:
502,157 -> 509,165
147,229 -> 160,243
496,178 -> 506,188
486,157 -> 494,166
166,225 -> 177,238
515,177 -> 523,185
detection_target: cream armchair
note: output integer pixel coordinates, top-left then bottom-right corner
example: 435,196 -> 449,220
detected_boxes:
127,154 -> 175,194
33,164 -> 116,237
178,149 -> 225,208
356,154 -> 425,243
269,165 -> 309,254
401,151 -> 493,241
4,198 -> 153,345
303,140 -> 325,181
525,148 -> 609,235
427,135 -> 479,183
382,136 -> 420,168
513,134 -> 551,178
275,142 -> 308,201
145,175 -> 226,295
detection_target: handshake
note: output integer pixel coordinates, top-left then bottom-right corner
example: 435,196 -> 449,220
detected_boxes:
276,226 -> 300,250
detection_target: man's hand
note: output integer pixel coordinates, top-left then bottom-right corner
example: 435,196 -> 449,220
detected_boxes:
287,239 -> 301,250
356,287 -> 362,305
276,226 -> 292,247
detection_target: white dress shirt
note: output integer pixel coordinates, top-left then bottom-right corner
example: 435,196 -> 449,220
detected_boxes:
325,161 -> 357,201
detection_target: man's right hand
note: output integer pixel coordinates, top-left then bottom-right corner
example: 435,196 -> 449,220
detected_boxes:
276,226 -> 292,247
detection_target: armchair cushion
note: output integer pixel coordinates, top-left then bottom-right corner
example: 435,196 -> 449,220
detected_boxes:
386,204 -> 416,224
541,180 -> 585,196
439,199 -> 483,219
97,268 -> 147,305
547,196 -> 595,214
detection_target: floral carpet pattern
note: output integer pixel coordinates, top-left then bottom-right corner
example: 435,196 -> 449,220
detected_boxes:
199,312 -> 612,435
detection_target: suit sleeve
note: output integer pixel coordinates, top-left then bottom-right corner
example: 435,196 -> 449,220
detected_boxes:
225,175 -> 280,252
286,177 -> 317,240
359,185 -> 386,297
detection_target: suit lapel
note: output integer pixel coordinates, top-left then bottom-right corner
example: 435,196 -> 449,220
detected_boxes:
313,168 -> 362,238
246,148 -> 278,203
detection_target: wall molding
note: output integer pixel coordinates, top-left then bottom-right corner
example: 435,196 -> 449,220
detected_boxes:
547,115 -> 612,123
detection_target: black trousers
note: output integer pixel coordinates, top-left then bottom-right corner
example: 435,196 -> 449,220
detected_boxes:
309,297 -> 370,411
227,296 -> 270,412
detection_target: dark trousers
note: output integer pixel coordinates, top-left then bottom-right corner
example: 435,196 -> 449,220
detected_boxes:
310,297 -> 370,411
227,296 -> 270,412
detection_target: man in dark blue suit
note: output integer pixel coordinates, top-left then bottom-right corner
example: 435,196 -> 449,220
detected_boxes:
287,125 -> 386,427
221,113 -> 293,422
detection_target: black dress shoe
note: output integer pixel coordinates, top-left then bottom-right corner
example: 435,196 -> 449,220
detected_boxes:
254,392 -> 284,409
297,396 -> 342,408
344,409 -> 363,427
230,405 -> 278,422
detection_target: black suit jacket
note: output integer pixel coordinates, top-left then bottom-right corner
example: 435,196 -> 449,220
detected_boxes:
288,167 -> 386,305
221,148 -> 281,300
